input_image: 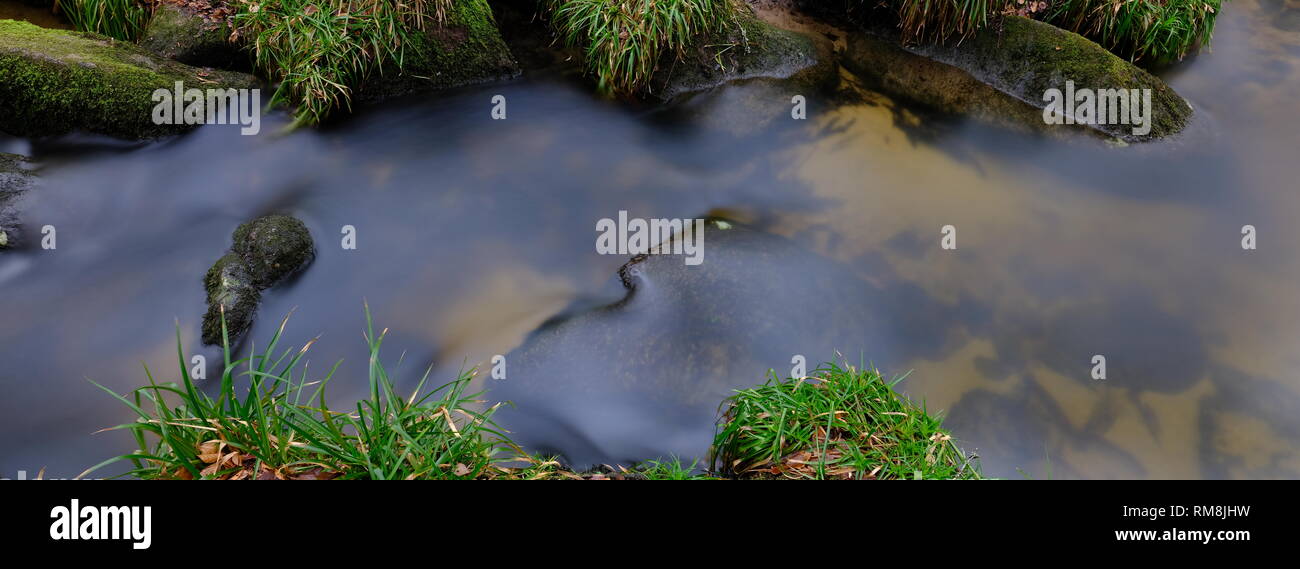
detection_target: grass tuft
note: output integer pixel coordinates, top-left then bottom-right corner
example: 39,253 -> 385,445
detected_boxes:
58,0 -> 151,41
82,304 -> 513,480
1043,0 -> 1222,63
81,312 -> 979,480
546,0 -> 739,95
233,0 -> 451,127
876,0 -> 1221,62
712,360 -> 981,480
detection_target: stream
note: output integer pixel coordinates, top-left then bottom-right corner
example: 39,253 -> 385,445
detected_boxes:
1,0 -> 1298,479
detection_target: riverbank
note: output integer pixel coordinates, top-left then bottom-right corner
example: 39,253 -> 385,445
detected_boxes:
1,0 -> 1221,138
84,308 -> 979,480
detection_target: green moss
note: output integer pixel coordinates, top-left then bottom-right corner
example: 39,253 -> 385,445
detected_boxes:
138,4 -> 246,70
231,214 -> 314,288
652,5 -> 827,99
201,253 -> 261,345
0,19 -> 257,139
843,30 -> 1051,133
200,214 -> 313,345
907,16 -> 1192,140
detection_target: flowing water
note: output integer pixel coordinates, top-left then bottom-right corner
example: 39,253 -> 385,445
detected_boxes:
2,0 -> 1298,479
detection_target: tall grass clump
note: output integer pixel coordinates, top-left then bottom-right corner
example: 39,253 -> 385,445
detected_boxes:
58,0 -> 151,41
232,0 -> 450,127
546,0 -> 739,95
712,360 -> 981,480
869,0 -> 1221,62
1043,0 -> 1222,63
892,0 -> 1001,45
82,306 -> 513,480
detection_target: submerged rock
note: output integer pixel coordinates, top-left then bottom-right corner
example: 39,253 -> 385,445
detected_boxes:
138,3 -> 247,71
843,16 -> 1193,141
0,153 -> 36,250
359,0 -> 520,101
201,215 -> 313,345
652,4 -> 834,100
0,19 -> 259,139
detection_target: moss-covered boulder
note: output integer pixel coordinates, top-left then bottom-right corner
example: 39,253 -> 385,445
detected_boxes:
0,19 -> 258,139
138,3 -> 247,70
651,5 -> 832,101
202,214 -> 313,345
844,16 -> 1193,141
844,28 -> 1055,137
201,253 -> 262,345
359,0 -> 519,101
231,214 -> 314,288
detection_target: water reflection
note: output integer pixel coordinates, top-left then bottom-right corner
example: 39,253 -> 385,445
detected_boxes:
0,0 -> 1296,479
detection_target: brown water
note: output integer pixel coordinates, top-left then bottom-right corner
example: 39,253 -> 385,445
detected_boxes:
1,1 -> 1298,478
0,1 -> 71,29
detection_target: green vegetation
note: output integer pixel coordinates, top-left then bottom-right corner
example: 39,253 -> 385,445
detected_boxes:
233,0 -> 448,126
84,307 -> 513,480
892,0 -> 999,45
638,457 -> 716,480
57,0 -> 151,41
85,309 -> 977,480
873,0 -> 1221,63
1044,0 -> 1222,63
0,19 -> 257,139
546,0 -> 740,95
712,361 -> 981,480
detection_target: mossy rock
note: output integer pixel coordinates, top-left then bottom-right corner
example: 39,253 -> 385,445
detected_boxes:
652,5 -> 831,101
138,3 -> 248,71
359,0 -> 519,101
0,19 -> 259,139
844,28 -> 1060,138
201,214 -> 313,345
231,214 -> 314,288
905,16 -> 1192,141
201,253 -> 262,345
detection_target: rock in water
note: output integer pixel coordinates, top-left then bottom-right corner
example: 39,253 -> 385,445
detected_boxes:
201,254 -> 261,345
651,5 -> 835,101
843,16 -> 1193,142
0,153 -> 36,250
138,3 -> 248,70
489,221 -> 911,468
231,215 -> 315,288
0,20 -> 258,139
201,215 -> 313,345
